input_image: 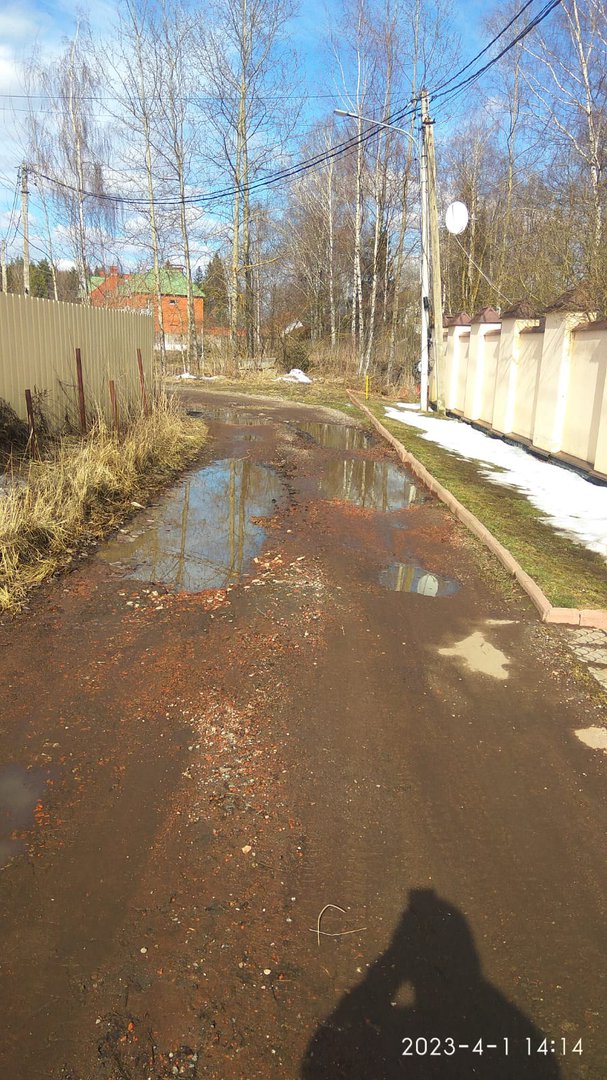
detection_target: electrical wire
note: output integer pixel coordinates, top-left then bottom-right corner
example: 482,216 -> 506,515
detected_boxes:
2,175 -> 20,249
432,0 -> 561,108
450,233 -> 513,306
28,98 -> 420,210
25,0 -> 561,214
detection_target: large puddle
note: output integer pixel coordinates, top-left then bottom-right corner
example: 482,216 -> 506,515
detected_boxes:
101,459 -> 284,591
380,561 -> 460,596
0,765 -> 50,867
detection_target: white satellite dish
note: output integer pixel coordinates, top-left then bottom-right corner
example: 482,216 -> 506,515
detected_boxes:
445,201 -> 469,235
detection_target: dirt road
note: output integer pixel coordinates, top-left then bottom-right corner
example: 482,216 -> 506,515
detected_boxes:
0,390 -> 605,1079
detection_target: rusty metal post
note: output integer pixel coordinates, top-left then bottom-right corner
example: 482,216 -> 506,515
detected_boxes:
137,347 -> 150,416
109,379 -> 119,432
25,388 -> 39,458
75,347 -> 87,434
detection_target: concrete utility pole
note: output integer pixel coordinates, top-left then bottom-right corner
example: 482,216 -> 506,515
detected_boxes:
21,163 -> 30,297
419,108 -> 430,412
421,91 -> 444,411
1,240 -> 7,293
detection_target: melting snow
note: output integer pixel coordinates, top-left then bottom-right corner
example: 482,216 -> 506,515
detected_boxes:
385,405 -> 607,560
278,368 -> 312,384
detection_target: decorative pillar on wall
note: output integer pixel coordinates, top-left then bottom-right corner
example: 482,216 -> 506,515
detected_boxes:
533,286 -> 596,455
443,312 -> 471,412
464,307 -> 502,421
493,300 -> 541,436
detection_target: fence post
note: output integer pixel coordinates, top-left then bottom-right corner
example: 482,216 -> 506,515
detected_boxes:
137,347 -> 150,416
75,347 -> 87,434
24,388 -> 39,458
109,380 -> 119,432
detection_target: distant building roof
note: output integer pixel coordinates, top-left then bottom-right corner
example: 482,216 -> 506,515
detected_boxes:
119,268 -> 204,298
89,266 -> 204,299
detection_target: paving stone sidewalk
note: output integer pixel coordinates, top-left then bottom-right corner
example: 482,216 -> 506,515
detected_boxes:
565,628 -> 607,691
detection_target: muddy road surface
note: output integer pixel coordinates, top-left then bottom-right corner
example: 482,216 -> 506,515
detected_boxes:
0,389 -> 605,1080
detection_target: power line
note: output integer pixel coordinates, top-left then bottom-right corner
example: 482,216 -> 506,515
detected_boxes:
2,175 -> 20,248
29,98 -> 420,211
431,0 -> 541,97
25,0 -> 562,215
433,0 -> 561,108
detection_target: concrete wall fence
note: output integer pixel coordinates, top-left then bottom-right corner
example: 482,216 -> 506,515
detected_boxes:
439,288 -> 607,481
0,293 -> 154,431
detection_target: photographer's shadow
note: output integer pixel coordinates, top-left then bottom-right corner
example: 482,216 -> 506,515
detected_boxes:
302,888 -> 561,1078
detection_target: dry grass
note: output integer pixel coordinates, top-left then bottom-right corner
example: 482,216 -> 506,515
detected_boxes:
0,395 -> 207,611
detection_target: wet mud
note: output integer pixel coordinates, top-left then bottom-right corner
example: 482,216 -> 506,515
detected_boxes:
0,389 -> 605,1080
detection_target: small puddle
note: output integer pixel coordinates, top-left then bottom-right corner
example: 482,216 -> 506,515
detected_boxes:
100,459 -> 284,591
319,458 -> 422,511
0,765 -> 50,867
574,727 -> 607,753
380,561 -> 459,596
439,631 -> 510,680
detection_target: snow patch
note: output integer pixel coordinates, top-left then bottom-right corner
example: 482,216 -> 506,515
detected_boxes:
277,368 -> 312,384
385,405 -> 607,560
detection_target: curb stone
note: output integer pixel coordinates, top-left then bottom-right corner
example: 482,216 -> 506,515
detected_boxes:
349,392 -> 607,631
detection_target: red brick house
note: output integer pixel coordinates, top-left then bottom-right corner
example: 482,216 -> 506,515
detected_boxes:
89,267 -> 204,352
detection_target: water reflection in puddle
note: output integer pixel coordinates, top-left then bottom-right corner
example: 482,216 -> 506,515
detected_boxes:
0,765 -> 49,867
101,459 -> 284,591
296,422 -> 371,450
380,561 -> 460,596
190,406 -> 267,427
320,458 -> 422,511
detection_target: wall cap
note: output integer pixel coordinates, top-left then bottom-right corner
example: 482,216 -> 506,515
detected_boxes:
501,300 -> 540,320
444,311 -> 472,327
471,306 -> 501,324
544,283 -> 595,314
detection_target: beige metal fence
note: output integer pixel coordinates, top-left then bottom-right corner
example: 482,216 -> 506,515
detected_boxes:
0,293 -> 154,431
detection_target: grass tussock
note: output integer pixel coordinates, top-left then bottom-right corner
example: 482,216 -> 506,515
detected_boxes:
0,395 -> 207,611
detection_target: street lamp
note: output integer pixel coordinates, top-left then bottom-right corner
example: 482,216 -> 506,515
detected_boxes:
334,109 -> 430,411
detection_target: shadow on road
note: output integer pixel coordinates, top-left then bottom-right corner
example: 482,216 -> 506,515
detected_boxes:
301,888 -> 561,1079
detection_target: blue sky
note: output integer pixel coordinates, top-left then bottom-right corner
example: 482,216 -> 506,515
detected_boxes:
0,0 -> 493,269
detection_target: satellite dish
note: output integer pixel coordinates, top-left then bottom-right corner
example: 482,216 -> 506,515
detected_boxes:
445,201 -> 469,235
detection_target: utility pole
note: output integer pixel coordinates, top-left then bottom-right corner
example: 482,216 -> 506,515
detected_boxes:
21,163 -> 30,297
419,106 -> 430,412
421,91 -> 444,411
1,240 -> 7,293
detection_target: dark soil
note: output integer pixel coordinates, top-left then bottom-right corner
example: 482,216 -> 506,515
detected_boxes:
0,389 -> 605,1080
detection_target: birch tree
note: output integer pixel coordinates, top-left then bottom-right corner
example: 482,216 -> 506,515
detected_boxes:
98,0 -> 168,367
522,0 -> 607,292
26,22 -> 114,303
196,0 -> 298,364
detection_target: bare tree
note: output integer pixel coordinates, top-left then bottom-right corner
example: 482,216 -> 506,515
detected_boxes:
25,22 -> 114,302
97,0 -> 168,367
522,0 -> 607,290
196,0 -> 299,365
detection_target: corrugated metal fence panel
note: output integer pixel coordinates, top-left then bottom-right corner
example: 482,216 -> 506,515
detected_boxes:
0,294 -> 154,429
